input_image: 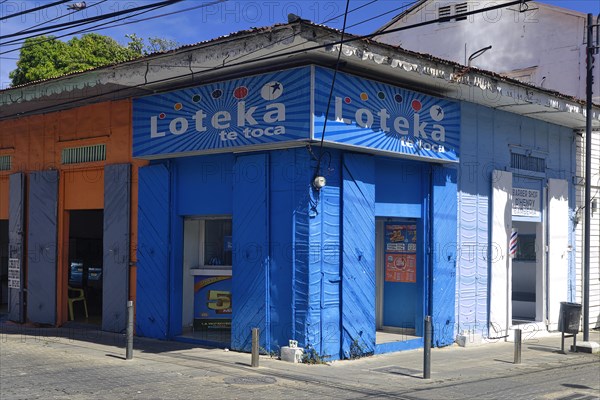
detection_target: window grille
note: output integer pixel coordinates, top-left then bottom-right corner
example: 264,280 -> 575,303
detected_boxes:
0,155 -> 11,171
438,5 -> 452,18
511,152 -> 546,173
61,144 -> 106,164
455,3 -> 468,20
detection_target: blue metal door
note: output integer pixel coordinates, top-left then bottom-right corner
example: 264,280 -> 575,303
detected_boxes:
231,153 -> 268,352
102,164 -> 131,332
27,170 -> 58,325
342,153 -> 376,357
136,164 -> 170,339
8,173 -> 25,323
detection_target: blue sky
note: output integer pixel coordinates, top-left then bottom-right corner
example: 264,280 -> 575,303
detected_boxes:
1,0 -> 599,88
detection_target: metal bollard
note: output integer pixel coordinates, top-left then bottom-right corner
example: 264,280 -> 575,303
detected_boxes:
251,328 -> 259,367
126,301 -> 134,360
513,329 -> 521,364
423,316 -> 432,379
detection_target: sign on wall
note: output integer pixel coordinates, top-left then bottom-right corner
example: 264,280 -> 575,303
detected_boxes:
133,66 -> 460,162
512,188 -> 541,220
384,223 -> 417,283
8,258 -> 20,289
313,67 -> 460,162
133,68 -> 312,157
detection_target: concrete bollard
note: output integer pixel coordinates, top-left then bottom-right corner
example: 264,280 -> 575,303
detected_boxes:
251,328 -> 259,367
423,316 -> 432,379
126,301 -> 134,360
513,329 -> 521,364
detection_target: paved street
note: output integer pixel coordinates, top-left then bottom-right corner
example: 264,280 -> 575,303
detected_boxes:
0,324 -> 598,400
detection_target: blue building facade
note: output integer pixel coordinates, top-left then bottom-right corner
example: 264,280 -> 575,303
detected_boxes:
133,65 -> 459,358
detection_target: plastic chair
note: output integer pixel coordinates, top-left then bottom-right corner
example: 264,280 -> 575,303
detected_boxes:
68,286 -> 88,320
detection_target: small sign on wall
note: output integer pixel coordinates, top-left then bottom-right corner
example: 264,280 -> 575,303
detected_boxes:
512,188 -> 541,219
8,258 -> 20,289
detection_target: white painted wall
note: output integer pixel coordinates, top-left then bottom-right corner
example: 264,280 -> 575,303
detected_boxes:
376,0 -> 599,103
379,0 -> 600,330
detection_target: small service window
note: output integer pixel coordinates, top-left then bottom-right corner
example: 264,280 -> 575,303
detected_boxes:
203,219 -> 232,267
184,216 -> 232,273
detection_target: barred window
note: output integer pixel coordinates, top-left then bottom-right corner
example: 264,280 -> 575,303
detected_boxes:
61,144 -> 106,164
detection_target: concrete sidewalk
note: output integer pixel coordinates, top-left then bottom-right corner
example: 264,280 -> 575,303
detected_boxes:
1,322 -> 599,399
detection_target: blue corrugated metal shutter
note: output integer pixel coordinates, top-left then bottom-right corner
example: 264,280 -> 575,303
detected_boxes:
231,153 -> 268,352
27,170 -> 58,325
305,151 -> 342,359
431,165 -> 457,346
341,153 -> 376,357
8,173 -> 25,323
102,164 -> 131,333
137,164 -> 170,339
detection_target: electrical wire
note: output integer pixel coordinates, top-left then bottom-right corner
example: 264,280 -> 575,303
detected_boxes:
346,0 -> 421,30
0,0 -> 227,52
0,0 -> 184,41
314,0 -> 351,178
321,0 -> 379,25
46,0 -> 228,43
0,1 -> 190,52
1,0 -> 533,119
0,0 -> 71,21
7,0 -> 110,38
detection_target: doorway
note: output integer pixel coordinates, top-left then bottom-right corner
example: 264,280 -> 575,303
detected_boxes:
0,220 -> 7,315
511,220 -> 543,324
67,210 -> 103,324
182,216 -> 232,344
376,218 -> 423,343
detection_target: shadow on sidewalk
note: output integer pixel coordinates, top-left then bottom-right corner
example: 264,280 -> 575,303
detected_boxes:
0,320 -> 213,356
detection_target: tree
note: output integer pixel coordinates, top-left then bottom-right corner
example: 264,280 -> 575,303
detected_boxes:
9,33 -> 143,86
125,34 -> 179,55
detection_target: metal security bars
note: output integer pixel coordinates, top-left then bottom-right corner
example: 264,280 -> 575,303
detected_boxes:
0,155 -> 12,171
511,152 -> 546,173
61,144 -> 106,164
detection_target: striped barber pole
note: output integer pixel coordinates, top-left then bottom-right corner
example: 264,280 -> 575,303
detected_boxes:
509,229 -> 518,258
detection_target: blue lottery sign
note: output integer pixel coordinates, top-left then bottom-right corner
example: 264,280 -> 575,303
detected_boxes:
133,67 -> 312,157
133,66 -> 460,162
313,67 -> 460,162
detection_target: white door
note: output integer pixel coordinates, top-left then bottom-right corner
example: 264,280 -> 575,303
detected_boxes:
547,179 -> 569,330
489,170 -> 512,338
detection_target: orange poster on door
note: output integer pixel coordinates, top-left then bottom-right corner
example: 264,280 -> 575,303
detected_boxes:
384,222 -> 417,283
385,253 -> 417,283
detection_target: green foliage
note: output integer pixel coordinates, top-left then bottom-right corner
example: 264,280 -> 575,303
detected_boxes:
9,33 -> 178,86
348,338 -> 373,360
125,34 -> 179,55
301,344 -> 330,365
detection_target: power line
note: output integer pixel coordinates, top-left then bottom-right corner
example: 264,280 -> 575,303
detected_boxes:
0,0 -> 183,41
7,0 -> 110,38
0,0 -> 223,54
315,0 -> 351,178
46,0 -> 228,42
346,1 -> 421,30
1,0 -> 532,119
0,0 -> 71,21
321,0 -> 379,25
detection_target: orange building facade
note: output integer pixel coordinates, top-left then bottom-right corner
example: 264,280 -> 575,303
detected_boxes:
0,99 -> 145,331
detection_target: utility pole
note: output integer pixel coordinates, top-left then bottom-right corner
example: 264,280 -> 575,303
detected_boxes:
583,13 -> 598,343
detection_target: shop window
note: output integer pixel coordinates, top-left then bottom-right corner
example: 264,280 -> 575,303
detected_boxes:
515,234 -> 536,261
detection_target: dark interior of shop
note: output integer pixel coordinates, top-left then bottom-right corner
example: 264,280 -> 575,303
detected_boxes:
68,210 -> 103,323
